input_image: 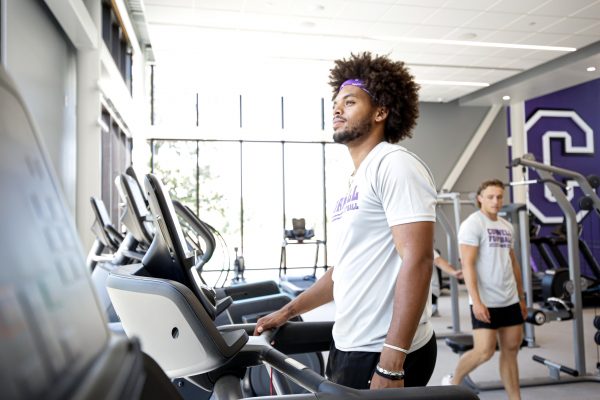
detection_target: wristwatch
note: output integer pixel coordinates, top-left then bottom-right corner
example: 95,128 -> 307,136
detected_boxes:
374,364 -> 405,380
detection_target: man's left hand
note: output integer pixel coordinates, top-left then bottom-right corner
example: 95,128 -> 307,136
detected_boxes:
370,374 -> 405,389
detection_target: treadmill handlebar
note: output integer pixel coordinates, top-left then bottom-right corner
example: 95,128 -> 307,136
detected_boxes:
247,324 -> 477,400
513,153 -> 586,182
512,154 -> 600,209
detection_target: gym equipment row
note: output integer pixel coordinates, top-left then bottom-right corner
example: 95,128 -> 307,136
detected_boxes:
87,163 -> 327,397
105,170 -> 477,398
444,154 -> 600,393
0,66 -> 478,399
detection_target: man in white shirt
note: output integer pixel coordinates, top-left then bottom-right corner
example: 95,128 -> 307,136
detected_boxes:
443,179 -> 527,400
255,52 -> 437,390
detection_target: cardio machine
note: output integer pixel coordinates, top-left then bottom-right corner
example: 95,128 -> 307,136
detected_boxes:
136,174 -> 326,396
278,217 -> 327,297
105,176 -> 477,399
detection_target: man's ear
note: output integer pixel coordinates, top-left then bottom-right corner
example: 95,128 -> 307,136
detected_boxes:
375,106 -> 389,122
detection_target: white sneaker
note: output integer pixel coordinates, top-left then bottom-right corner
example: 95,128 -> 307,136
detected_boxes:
441,374 -> 454,385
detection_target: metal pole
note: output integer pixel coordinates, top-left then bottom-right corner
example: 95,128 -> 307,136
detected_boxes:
514,155 -> 585,373
321,142 -> 328,269
436,193 -> 462,334
518,206 -> 536,347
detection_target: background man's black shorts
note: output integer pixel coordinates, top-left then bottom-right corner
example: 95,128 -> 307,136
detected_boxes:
470,302 -> 524,330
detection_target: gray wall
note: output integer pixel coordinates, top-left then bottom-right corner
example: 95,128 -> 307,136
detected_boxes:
404,101 -> 510,258
5,0 -> 77,210
405,101 -> 509,193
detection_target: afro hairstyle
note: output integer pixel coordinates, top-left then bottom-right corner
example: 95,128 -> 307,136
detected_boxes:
329,52 -> 420,143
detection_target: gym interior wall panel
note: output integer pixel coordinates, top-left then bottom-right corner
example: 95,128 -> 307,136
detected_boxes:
404,102 -> 509,259
5,0 -> 77,211
1,0 -> 4,66
451,108 -> 509,193
522,78 -> 600,277
434,108 -> 509,259
404,102 -> 499,192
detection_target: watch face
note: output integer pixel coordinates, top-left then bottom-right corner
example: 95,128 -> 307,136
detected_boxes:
375,365 -> 405,380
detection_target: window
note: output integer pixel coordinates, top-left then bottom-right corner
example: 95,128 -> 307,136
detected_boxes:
101,107 -> 132,227
241,142 -> 283,269
151,140 -> 198,213
284,142 -> 325,269
101,0 -> 132,93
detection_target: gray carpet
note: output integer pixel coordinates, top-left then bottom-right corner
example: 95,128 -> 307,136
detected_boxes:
302,284 -> 600,399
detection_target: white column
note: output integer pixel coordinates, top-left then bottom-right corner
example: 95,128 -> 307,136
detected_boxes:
75,0 -> 102,250
509,101 -> 527,203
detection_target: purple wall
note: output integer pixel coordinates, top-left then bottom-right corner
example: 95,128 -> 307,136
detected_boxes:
520,78 -> 600,278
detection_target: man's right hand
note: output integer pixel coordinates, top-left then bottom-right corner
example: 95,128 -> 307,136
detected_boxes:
472,302 -> 491,323
253,309 -> 291,336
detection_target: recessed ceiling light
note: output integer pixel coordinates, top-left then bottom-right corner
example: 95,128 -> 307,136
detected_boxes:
587,66 -> 596,72
502,95 -> 511,101
461,32 -> 478,40
437,97 -> 443,102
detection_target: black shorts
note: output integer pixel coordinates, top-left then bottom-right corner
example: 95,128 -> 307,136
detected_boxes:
470,302 -> 524,330
324,333 -> 437,389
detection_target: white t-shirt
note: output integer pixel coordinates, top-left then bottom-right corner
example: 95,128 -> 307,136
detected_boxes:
330,142 -> 437,352
458,211 -> 518,307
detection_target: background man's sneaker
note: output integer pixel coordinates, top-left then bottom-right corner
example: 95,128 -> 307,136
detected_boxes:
441,374 -> 454,385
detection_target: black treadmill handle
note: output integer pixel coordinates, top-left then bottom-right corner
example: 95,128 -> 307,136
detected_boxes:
253,384 -> 478,399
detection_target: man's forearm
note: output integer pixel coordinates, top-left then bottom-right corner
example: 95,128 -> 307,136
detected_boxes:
434,257 -> 456,275
282,267 -> 335,318
462,262 -> 482,304
390,260 -> 432,342
382,256 -> 432,368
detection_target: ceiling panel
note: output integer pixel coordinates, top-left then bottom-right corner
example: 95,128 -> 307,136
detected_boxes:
488,0 -> 553,14
576,22 -> 600,36
336,1 -> 393,20
443,0 -> 499,10
461,12 -> 525,30
379,5 -> 440,23
532,0 -> 600,17
502,14 -> 565,33
573,2 -> 600,19
422,8 -> 483,26
540,17 -> 600,35
142,0 -> 600,103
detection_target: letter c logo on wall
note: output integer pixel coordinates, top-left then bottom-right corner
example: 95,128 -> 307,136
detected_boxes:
524,109 -> 595,224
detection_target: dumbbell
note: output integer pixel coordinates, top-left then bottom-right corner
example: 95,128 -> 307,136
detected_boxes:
527,308 -> 546,326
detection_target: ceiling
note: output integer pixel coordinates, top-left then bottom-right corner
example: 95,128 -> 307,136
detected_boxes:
140,0 -> 600,104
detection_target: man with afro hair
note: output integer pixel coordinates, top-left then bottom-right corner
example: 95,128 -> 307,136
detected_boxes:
256,52 -> 437,390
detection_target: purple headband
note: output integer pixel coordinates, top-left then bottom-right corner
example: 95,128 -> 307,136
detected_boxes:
339,78 -> 376,100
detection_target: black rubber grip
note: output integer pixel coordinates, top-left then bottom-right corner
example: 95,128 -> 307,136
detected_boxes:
532,355 -> 579,376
